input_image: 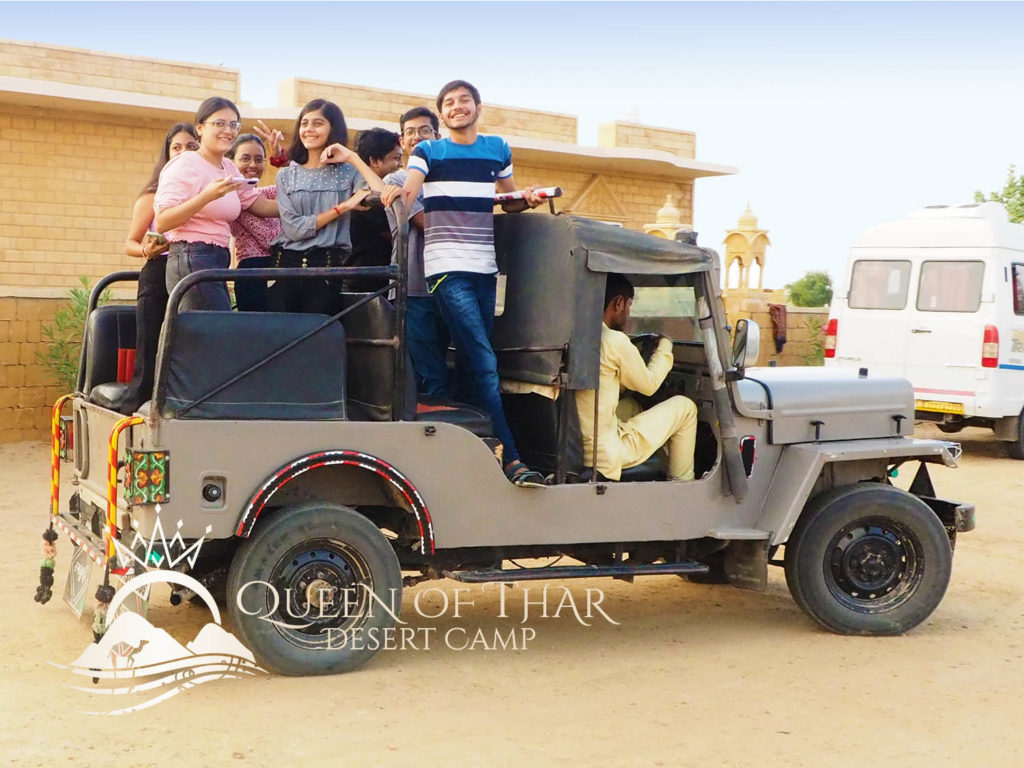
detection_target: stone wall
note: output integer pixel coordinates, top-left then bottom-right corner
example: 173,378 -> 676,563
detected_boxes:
0,106 -> 179,291
282,78 -> 578,143
0,297 -> 65,443
599,121 -> 696,159
723,291 -> 829,367
0,40 -> 712,442
0,39 -> 239,101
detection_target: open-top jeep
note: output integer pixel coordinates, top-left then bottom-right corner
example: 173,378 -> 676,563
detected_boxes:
45,202 -> 975,675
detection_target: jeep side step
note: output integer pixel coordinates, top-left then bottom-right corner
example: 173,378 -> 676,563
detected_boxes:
444,561 -> 710,583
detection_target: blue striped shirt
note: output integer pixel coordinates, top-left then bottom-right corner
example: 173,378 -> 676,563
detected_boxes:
409,136 -> 513,277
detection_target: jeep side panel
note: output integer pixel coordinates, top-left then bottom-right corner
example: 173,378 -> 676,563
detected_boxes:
131,416 -> 785,549
756,438 -> 960,546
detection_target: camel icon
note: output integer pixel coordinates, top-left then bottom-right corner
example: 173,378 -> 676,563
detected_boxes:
109,638 -> 148,669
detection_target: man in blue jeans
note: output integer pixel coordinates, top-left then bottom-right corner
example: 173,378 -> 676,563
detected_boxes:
396,79 -> 545,487
382,107 -> 451,398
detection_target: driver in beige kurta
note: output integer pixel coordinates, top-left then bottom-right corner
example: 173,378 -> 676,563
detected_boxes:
576,274 -> 697,481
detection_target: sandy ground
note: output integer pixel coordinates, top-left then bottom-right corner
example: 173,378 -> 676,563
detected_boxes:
1,424 -> 1022,767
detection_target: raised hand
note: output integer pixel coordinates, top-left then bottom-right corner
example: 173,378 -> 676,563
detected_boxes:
320,143 -> 354,165
381,184 -> 404,208
252,120 -> 284,157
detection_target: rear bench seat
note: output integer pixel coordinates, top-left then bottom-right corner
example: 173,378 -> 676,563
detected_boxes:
83,305 -> 136,412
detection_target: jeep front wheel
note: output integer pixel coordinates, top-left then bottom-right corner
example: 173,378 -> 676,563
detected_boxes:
784,484 -> 952,635
226,502 -> 402,676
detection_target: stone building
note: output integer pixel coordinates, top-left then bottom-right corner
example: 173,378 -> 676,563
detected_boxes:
720,206 -> 829,367
0,39 -> 736,442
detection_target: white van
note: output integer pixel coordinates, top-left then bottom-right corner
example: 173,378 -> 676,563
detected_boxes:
825,202 -> 1024,458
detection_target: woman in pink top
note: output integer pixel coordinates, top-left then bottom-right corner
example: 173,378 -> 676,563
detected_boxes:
226,132 -> 281,311
118,122 -> 199,414
155,97 -> 278,311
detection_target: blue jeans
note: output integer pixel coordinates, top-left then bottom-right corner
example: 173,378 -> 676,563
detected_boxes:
234,255 -> 270,312
432,271 -> 520,465
166,241 -> 231,311
407,294 -> 450,398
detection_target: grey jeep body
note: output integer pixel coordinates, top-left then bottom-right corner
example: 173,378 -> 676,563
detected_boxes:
65,213 -> 964,572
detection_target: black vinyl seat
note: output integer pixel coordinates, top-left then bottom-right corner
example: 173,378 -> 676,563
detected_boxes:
416,397 -> 492,437
89,382 -> 131,411
571,453 -> 668,484
501,391 -> 582,477
82,305 -> 136,410
162,311 -> 347,420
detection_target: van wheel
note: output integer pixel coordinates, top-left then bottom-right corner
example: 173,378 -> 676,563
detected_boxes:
1006,410 -> 1024,460
226,502 -> 402,676
784,484 -> 951,635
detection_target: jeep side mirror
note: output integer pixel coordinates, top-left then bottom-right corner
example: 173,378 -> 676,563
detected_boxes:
731,318 -> 760,370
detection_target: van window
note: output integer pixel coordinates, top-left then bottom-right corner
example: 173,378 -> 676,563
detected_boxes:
1013,264 -> 1024,316
848,260 -> 911,309
916,261 -> 984,313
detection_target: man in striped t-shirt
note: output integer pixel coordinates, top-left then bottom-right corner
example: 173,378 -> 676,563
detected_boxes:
399,79 -> 545,487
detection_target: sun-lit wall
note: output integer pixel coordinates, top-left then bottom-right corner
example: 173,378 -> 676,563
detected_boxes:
0,40 -> 718,442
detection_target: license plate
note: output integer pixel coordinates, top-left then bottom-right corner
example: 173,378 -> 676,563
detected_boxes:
63,545 -> 93,618
915,399 -> 965,415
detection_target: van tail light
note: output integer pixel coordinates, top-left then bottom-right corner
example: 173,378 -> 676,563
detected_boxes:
824,319 -> 838,358
981,325 -> 999,368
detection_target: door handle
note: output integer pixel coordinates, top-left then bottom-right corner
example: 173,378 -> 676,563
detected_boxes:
910,328 -> 932,334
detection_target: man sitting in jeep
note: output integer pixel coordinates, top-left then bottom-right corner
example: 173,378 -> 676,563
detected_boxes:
576,274 -> 698,481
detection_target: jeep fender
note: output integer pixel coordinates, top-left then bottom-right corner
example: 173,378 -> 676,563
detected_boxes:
757,438 -> 960,546
236,449 -> 435,554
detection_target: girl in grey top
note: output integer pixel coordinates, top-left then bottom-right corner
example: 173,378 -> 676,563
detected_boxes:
268,99 -> 385,314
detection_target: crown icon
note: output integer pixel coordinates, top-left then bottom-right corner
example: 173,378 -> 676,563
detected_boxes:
111,505 -> 213,574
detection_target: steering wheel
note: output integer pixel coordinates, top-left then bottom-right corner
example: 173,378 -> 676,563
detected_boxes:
631,333 -> 663,364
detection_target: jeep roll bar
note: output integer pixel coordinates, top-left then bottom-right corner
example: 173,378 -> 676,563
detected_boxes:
147,197 -> 410,420
76,199 -> 410,422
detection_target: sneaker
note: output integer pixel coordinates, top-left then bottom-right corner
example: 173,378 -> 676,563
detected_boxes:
504,460 -> 548,488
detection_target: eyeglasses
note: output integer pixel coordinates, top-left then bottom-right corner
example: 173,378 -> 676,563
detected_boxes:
204,120 -> 242,133
402,126 -> 439,139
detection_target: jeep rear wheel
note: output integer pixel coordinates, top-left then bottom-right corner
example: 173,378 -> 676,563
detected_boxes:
784,484 -> 952,635
226,502 -> 402,676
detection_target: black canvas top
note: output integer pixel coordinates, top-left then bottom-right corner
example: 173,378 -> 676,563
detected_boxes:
492,214 -> 714,390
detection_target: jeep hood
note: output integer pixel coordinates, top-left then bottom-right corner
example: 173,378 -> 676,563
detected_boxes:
738,367 -> 914,444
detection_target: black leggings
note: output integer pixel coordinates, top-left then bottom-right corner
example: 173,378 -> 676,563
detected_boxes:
120,254 -> 168,414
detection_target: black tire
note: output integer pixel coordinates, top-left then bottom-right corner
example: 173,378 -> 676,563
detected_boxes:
1006,410 -> 1024,460
784,484 -> 952,636
936,423 -> 962,434
226,502 -> 402,676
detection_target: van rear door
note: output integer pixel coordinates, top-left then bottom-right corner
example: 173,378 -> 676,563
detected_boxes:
832,258 -> 913,377
905,259 -> 986,415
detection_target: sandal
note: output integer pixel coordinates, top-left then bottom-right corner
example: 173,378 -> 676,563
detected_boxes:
504,460 -> 547,488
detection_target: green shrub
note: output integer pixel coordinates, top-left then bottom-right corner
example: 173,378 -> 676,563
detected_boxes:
803,317 -> 825,366
35,277 -> 110,392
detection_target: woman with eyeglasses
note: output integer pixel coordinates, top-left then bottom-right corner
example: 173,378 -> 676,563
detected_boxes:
118,122 -> 199,414
226,132 -> 281,311
155,97 -> 278,311
268,98 -> 385,314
